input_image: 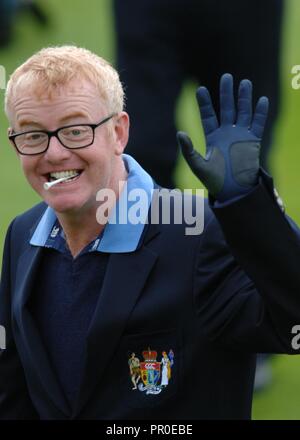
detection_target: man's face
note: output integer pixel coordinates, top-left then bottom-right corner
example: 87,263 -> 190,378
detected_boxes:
9,79 -> 129,215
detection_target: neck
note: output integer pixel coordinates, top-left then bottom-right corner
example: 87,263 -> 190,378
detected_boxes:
58,213 -> 103,258
56,159 -> 128,258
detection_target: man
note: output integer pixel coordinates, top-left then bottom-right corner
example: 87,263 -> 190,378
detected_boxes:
0,46 -> 299,420
128,353 -> 141,390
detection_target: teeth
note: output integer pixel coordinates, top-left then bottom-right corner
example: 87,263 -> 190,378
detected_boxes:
50,170 -> 80,180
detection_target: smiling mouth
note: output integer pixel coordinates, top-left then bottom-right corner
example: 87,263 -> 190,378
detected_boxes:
46,169 -> 83,183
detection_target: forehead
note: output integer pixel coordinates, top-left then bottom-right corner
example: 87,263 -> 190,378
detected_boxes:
11,79 -> 106,127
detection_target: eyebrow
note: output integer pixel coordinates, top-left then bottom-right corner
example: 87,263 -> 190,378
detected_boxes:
17,112 -> 89,130
18,120 -> 44,129
59,112 -> 89,124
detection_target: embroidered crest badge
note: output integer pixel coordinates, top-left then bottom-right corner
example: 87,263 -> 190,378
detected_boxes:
128,348 -> 174,395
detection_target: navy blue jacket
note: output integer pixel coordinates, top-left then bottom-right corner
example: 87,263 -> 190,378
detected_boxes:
0,176 -> 299,420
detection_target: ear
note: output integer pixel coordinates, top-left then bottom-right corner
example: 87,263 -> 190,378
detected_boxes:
7,127 -> 20,159
113,112 -> 129,155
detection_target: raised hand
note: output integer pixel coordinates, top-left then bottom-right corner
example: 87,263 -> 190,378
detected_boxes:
177,74 -> 269,201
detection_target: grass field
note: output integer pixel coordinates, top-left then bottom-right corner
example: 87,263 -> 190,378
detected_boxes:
0,0 -> 300,419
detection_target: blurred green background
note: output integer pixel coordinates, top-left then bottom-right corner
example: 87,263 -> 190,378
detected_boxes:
0,0 -> 300,419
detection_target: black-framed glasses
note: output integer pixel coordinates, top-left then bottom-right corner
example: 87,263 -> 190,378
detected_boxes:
9,113 -> 117,156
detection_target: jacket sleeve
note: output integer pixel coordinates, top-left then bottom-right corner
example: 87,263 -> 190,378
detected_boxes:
194,182 -> 300,354
0,220 -> 38,419
212,173 -> 300,312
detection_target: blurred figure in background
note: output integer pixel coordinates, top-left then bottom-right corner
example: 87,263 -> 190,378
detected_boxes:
0,0 -> 48,48
114,0 -> 283,188
114,0 -> 284,392
0,0 -> 17,47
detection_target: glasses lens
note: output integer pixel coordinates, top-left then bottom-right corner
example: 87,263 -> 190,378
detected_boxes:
15,132 -> 48,155
58,125 -> 94,148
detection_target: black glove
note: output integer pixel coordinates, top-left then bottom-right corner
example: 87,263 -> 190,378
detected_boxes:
177,74 -> 269,202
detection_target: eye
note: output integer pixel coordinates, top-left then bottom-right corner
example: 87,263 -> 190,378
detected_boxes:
59,126 -> 92,145
31,133 -> 43,140
24,132 -> 46,142
61,127 -> 89,137
70,129 -> 82,136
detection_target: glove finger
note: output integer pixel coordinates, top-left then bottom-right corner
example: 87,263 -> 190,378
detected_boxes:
177,131 -> 206,176
236,79 -> 252,127
220,73 -> 236,125
177,131 -> 194,157
196,86 -> 219,136
251,96 -> 269,139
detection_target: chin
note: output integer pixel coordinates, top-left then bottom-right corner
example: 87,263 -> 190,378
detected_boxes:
46,196 -> 82,214
51,204 -> 79,215
48,195 -> 96,217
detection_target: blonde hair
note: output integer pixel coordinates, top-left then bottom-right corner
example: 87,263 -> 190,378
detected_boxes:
5,45 -> 125,119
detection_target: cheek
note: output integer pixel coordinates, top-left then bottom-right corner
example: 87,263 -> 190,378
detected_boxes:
20,158 -> 39,181
83,149 -> 112,174
88,158 -> 114,190
20,158 -> 31,176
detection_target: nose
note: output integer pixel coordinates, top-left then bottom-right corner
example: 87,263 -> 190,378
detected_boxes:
43,134 -> 72,163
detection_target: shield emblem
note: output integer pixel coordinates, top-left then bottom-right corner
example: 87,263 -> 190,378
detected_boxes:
128,348 -> 174,394
140,361 -> 161,386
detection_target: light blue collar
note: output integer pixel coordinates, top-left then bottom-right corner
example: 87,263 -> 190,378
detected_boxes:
30,154 -> 154,253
